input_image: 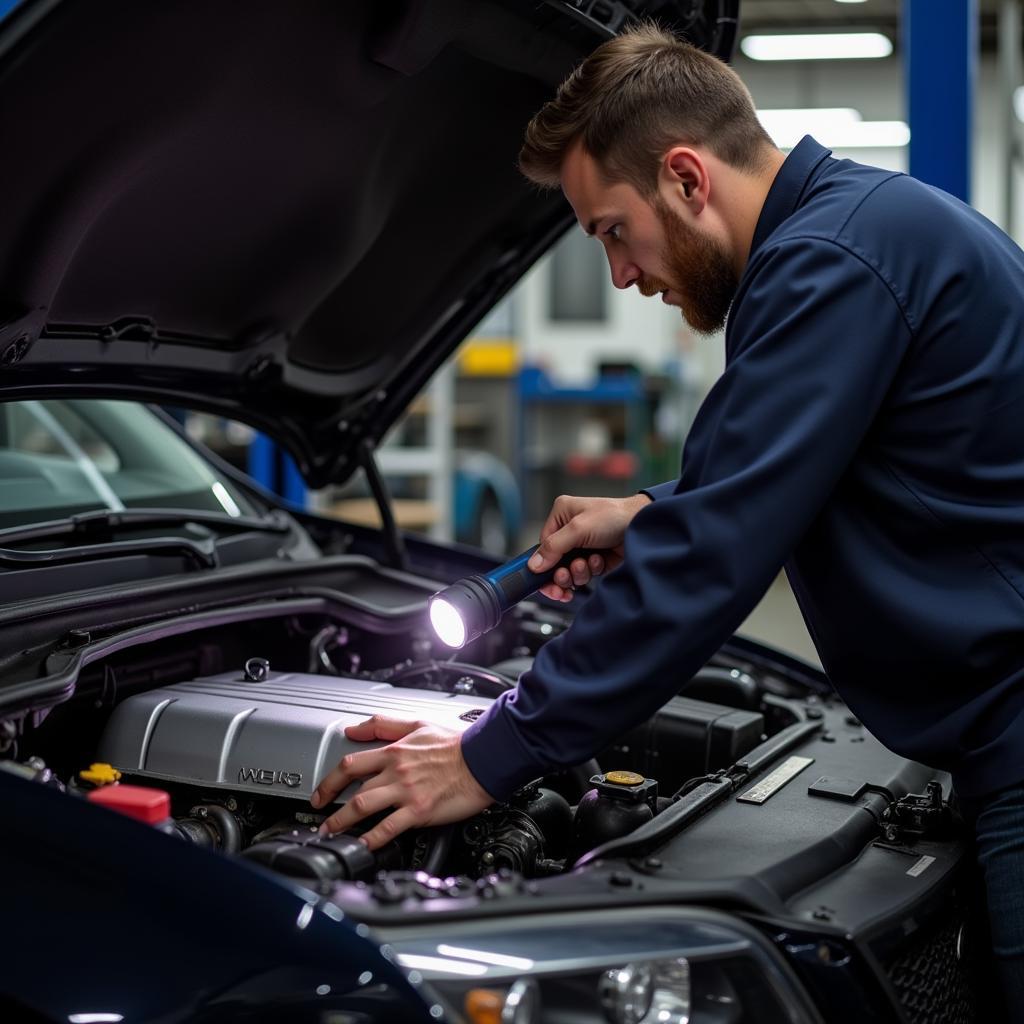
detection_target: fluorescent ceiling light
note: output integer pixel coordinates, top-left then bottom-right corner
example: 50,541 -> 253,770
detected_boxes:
757,107 -> 862,140
757,109 -> 909,149
758,108 -> 908,149
741,32 -> 893,61
834,0 -> 868,4
815,120 -> 909,149
1014,85 -> 1024,123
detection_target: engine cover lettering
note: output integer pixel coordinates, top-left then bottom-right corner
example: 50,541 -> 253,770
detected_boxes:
239,766 -> 302,787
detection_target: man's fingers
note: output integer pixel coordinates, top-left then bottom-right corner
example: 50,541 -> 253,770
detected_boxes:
313,725 -> 495,852
529,520 -> 588,573
344,715 -> 422,743
359,806 -> 421,851
570,557 -> 592,587
318,784 -> 401,836
310,746 -> 390,808
312,716 -> 423,805
551,557 -> 599,592
538,494 -> 582,543
539,582 -> 574,602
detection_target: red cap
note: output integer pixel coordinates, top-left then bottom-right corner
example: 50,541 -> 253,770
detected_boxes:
88,784 -> 171,825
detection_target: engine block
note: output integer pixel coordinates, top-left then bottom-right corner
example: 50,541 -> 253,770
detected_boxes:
96,668 -> 491,804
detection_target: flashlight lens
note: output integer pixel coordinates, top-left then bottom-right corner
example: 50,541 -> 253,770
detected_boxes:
430,597 -> 467,648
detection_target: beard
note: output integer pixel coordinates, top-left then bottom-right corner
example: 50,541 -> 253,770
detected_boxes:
636,199 -> 738,336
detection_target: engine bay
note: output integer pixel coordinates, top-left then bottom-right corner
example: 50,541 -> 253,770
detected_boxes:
79,661 -> 784,881
0,551 -> 955,918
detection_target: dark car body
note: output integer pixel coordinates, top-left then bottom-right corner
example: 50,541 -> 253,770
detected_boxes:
0,2 -> 998,1023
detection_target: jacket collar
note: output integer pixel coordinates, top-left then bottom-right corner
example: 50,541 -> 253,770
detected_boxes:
748,135 -> 833,259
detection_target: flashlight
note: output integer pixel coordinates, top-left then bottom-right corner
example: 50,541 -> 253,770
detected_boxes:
429,545 -> 593,649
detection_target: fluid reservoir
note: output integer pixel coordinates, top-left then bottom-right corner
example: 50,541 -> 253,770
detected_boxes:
573,770 -> 658,857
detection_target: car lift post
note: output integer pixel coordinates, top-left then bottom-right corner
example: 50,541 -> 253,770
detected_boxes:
904,0 -> 977,204
248,433 -> 307,508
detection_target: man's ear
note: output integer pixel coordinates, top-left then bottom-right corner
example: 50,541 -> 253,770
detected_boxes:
662,147 -> 708,213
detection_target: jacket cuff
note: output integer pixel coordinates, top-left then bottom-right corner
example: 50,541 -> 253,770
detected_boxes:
460,697 -> 548,802
640,479 -> 678,502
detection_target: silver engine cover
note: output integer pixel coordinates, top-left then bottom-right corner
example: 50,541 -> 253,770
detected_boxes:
96,670 -> 492,804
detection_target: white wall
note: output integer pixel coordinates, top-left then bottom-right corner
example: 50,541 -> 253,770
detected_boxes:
517,243 -> 690,386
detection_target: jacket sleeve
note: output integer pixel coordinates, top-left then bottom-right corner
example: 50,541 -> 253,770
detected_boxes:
641,480 -> 678,501
461,237 -> 914,800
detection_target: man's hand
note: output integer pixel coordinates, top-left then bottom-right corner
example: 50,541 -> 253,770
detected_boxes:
310,716 -> 494,850
530,493 -> 652,602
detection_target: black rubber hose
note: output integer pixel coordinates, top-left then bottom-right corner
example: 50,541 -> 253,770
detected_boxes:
421,823 -> 456,876
565,758 -> 602,798
205,803 -> 242,854
683,666 -> 760,709
444,662 -> 516,691
387,660 -> 515,698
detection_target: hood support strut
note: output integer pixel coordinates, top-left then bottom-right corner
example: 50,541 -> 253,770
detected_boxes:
356,438 -> 408,573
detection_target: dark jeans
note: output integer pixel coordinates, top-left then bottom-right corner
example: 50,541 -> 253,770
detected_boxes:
960,784 -> 1024,1020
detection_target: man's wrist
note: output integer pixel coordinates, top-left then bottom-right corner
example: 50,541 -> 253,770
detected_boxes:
461,706 -> 545,803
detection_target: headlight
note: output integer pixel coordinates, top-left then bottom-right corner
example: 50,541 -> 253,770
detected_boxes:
384,907 -> 817,1024
599,962 -> 655,1024
600,958 -> 691,1024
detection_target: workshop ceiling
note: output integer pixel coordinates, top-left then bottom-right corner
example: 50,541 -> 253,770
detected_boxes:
739,0 -> 1003,51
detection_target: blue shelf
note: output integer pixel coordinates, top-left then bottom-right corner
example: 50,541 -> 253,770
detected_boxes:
517,365 -> 645,403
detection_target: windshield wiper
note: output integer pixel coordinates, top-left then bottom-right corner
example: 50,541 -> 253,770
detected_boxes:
0,507 -> 292,548
0,535 -> 219,570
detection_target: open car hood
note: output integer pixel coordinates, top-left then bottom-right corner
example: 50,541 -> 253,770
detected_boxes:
0,0 -> 737,487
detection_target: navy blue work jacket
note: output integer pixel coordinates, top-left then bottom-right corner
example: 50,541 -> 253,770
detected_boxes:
462,136 -> 1024,802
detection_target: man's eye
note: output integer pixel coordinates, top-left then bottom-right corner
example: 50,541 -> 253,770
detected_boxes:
604,224 -> 622,241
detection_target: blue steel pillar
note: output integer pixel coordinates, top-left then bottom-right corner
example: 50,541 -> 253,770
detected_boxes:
248,433 -> 307,508
904,0 -> 978,203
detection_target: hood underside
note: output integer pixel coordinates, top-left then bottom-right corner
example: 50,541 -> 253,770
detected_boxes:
0,0 -> 737,486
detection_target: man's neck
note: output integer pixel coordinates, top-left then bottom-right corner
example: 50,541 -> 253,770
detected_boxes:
722,147 -> 787,279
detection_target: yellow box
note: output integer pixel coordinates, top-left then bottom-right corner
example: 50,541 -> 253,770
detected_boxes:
458,337 -> 518,376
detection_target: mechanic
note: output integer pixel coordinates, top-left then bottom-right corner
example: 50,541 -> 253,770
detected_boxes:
312,23 -> 1024,1012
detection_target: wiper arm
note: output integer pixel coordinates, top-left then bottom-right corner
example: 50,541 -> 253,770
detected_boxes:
0,507 -> 291,547
0,535 -> 218,570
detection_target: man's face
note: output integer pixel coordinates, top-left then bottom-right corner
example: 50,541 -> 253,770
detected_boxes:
560,142 -> 738,335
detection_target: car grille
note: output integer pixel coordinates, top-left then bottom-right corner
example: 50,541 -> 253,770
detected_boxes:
884,914 -> 977,1024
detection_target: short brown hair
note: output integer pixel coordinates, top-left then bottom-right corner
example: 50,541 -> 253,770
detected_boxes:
519,23 -> 773,194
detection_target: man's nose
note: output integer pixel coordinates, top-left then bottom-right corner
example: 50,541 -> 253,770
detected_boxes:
608,252 -> 640,290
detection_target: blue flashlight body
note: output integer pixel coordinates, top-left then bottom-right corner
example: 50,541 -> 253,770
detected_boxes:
429,544 -> 592,648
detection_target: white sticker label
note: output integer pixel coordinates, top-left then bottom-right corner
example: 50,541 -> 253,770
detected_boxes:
737,755 -> 814,804
906,855 -> 936,878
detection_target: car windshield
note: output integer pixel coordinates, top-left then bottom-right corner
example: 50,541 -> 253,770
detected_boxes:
0,399 -> 259,530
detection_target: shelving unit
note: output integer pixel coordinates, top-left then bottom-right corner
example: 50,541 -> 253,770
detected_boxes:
516,364 -> 653,524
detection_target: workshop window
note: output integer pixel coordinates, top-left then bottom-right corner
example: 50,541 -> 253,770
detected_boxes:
548,230 -> 608,323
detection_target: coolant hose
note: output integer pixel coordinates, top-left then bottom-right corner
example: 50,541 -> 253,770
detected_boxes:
421,823 -> 456,875
205,803 -> 242,854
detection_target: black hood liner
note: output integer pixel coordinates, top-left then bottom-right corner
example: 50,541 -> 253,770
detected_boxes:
0,0 -> 737,485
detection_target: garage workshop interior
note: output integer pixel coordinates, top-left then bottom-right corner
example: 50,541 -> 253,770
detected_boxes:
0,2 -> 1021,1023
